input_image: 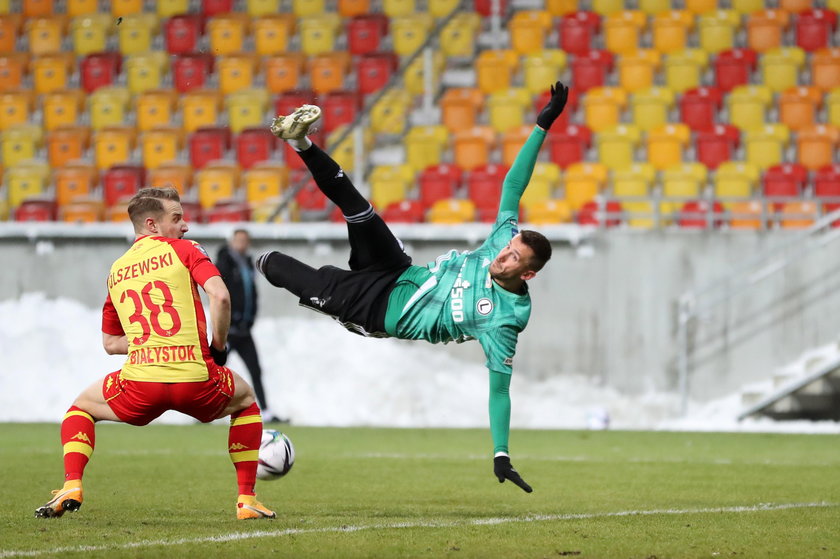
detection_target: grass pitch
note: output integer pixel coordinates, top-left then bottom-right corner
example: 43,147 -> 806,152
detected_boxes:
2,423 -> 839,558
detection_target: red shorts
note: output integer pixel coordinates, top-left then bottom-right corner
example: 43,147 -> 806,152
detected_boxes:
103,365 -> 235,426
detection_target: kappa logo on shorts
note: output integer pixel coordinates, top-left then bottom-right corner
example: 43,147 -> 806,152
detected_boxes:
476,298 -> 493,315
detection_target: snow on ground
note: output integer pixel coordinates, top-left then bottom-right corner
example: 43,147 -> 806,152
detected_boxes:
2,294 -> 839,434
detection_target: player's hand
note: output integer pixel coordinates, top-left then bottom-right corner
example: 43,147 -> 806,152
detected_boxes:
536,81 -> 570,131
210,342 -> 229,366
493,455 -> 533,493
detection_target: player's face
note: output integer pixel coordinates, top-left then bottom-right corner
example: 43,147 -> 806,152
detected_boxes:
489,234 -> 536,281
155,200 -> 189,239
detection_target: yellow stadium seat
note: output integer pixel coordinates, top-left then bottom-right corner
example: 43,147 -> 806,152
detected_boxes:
714,161 -> 760,204
225,89 -> 269,133
780,201 -> 818,229
592,0 -> 624,16
207,15 -> 247,56
89,86 -> 130,130
500,126 -> 533,167
453,126 -> 496,171
760,47 -> 806,92
135,89 -> 177,132
427,199 -> 476,224
264,52 -> 305,94
71,14 -> 111,56
526,199 -> 573,224
563,162 -> 609,210
197,167 -> 238,209
156,0 -> 188,17
441,88 -> 484,133
797,124 -> 840,171
217,54 -> 256,96
405,125 -> 448,172
727,85 -> 773,130
523,50 -> 567,95
747,9 -> 790,53
42,89 -> 83,131
369,90 -> 412,135
731,0 -> 764,15
429,0 -> 462,17
652,10 -> 693,54
117,14 -> 155,56
6,161 -> 49,207
440,13 -> 481,57
26,16 -> 64,56
647,123 -> 691,170
630,87 -> 675,132
583,87 -> 628,132
140,127 -> 181,170
639,0 -> 672,15
403,51 -> 446,95
2,125 -> 42,168
309,51 -> 349,94
744,124 -> 790,170
664,49 -> 708,93
299,14 -> 341,56
369,164 -> 413,211
93,126 -> 135,170
125,54 -> 163,95
597,124 -> 642,170
604,11 -> 646,55
181,90 -> 221,133
326,125 -> 374,173
67,0 -> 97,17
488,88 -> 531,133
149,162 -> 192,194
32,53 -> 71,94
253,15 -> 293,56
521,161 -> 560,209
778,86 -> 822,131
391,14 -> 434,57
0,90 -> 33,131
111,0 -> 142,17
244,166 -> 287,205
612,162 -> 656,197
698,10 -> 739,54
475,50 -> 518,94
685,0 -> 717,14
248,0 -> 281,17
382,0 -> 415,17
510,10 -> 552,55
829,88 -> 840,127
618,49 -> 660,92
54,164 -> 95,207
661,162 -> 708,215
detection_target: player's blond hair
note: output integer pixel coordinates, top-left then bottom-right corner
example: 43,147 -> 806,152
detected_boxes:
127,187 -> 181,232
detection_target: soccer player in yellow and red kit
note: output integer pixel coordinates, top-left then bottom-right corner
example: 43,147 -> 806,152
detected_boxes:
36,187 -> 275,520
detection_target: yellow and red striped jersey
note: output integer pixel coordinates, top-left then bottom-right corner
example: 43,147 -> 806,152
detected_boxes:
102,235 -> 221,382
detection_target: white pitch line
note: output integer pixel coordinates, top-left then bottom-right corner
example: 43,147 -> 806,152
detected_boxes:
3,502 -> 835,558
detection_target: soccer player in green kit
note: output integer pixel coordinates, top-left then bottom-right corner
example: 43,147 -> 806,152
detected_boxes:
259,82 -> 570,493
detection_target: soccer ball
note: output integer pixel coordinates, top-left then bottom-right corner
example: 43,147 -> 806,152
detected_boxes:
256,429 -> 295,481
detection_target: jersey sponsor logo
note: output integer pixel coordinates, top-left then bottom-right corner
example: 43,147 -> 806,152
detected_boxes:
108,253 -> 174,289
449,261 -> 470,323
128,345 -> 198,365
71,432 -> 92,444
476,298 -> 493,315
503,357 -> 513,366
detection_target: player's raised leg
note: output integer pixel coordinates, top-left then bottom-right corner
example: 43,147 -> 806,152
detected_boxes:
218,370 -> 276,519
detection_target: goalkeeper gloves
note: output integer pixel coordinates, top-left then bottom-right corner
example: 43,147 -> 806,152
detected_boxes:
535,81 -> 570,131
494,455 -> 533,493
209,343 -> 229,366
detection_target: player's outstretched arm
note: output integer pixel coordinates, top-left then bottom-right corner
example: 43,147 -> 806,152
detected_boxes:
536,81 -> 570,132
488,370 -> 533,493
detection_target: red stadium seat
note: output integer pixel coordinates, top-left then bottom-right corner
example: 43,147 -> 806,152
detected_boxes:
466,163 -> 506,221
714,48 -> 758,93
201,0 -> 233,17
180,200 -> 204,223
173,53 -> 213,93
235,127 -> 275,170
577,199 -> 622,227
295,178 -> 329,211
15,199 -> 58,221
205,201 -> 250,222
419,163 -> 463,208
347,14 -> 388,55
763,163 -> 809,210
558,11 -> 601,56
274,89 -> 316,121
570,49 -> 614,92
382,199 -> 425,223
679,86 -> 722,131
534,88 -> 578,130
474,0 -> 507,16
677,199 -> 725,229
696,124 -> 740,170
103,165 -> 144,206
189,127 -> 229,170
80,52 -> 120,93
814,164 -> 840,200
321,91 -> 359,133
164,14 -> 202,55
796,9 -> 837,52
357,52 -> 398,95
547,124 -> 592,169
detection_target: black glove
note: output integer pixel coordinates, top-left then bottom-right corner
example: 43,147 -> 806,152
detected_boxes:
493,455 -> 533,493
209,343 -> 229,366
536,81 -> 570,131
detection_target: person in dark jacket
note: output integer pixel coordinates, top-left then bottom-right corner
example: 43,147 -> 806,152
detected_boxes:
216,229 -> 286,424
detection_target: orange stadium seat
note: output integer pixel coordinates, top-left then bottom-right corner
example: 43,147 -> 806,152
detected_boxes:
779,0 -> 814,13
54,164 -> 96,207
426,199 -> 476,224
779,200 -> 818,229
26,16 -> 65,56
207,14 -> 247,56
42,89 -> 84,131
181,90 -> 222,134
135,89 -> 177,132
0,53 -> 27,93
501,126 -> 533,167
140,127 -> 182,170
93,126 -> 135,171
583,87 -> 627,132
338,0 -> 370,17
149,162 -> 192,194
264,53 -> 305,94
253,15 -> 294,56
728,200 -> 766,229
812,48 -> 840,92
217,54 -> 257,95
0,91 -> 33,131
309,52 -> 348,94
47,125 -> 90,168
475,50 -> 518,94
453,126 -> 496,171
652,10 -> 693,54
604,11 -> 646,55
111,0 -> 143,17
747,9 -> 790,53
618,49 -> 660,92
778,86 -> 822,131
24,0 -> 54,17
797,124 -> 840,170
60,199 -> 104,223
244,166 -> 286,205
32,53 -> 73,95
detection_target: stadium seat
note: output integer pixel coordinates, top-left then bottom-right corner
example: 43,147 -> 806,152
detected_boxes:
111,0 -> 143,16
47,125 -> 90,168
393,14 -> 436,57
440,88 -> 484,134
419,163 -> 462,208
235,128 -> 274,170
796,9 -> 837,52
202,0 -> 233,17
677,199 -> 724,229
779,200 -> 819,228
225,88 -> 268,135
638,0 -> 670,14
631,87 -> 675,132
685,0 -> 718,14
15,199 -> 58,221
181,90 -> 222,133
547,123 -> 591,169
244,166 -> 286,205
728,200 -> 766,229
778,86 -> 822,131
125,54 -> 164,96
117,14 -> 156,56
356,52 -> 397,96
103,164 -> 143,206
369,89 -> 412,135
647,123 -> 691,170
309,52 -> 349,94
370,164 -> 413,211
26,16 -> 64,56
453,126 -> 496,171
746,9 -> 790,53
576,199 -> 623,227
525,199 -> 573,224
797,125 -> 840,170
474,0 -> 508,17
252,15 -> 293,56
466,163 -> 504,219
0,90 -> 32,131
727,85 -> 773,130
0,53 -> 26,93
501,126 -> 536,167
604,11 -> 646,55
652,10 -> 693,54
592,0 -> 623,16
612,162 -> 656,198
140,127 -> 181,170
89,86 -> 129,130
156,0 -> 187,17
440,12 -> 481,57
730,0 -> 764,14
7,162 -> 49,208
663,49 -> 708,93
207,14 -> 246,56
23,0 -> 53,16
476,50 -> 518,94
263,53 -> 305,94
510,10 -> 552,55
320,90 -> 358,134
197,166 -> 238,209
488,88 -> 531,133
403,51 -> 446,96
761,47 -> 806,92
347,14 -> 386,56
812,49 -> 840,92
218,54 -> 257,96
569,49 -> 613,92
189,126 -> 229,170
558,11 -> 600,56
80,52 -> 120,94
60,199 -> 104,223
597,124 -> 641,170
404,125 -> 448,172
426,199 -> 476,224
523,50 -> 568,95
172,53 -> 212,93
42,89 -> 84,132
521,162 -> 560,210
714,48 -> 758,93
815,164 -> 840,200
618,49 -> 660,92
696,124 -> 740,170
662,162 -> 708,216
763,162 -> 808,210
32,53 -> 72,94
149,162 -> 192,194
135,89 -> 176,132
70,14 -> 111,56
299,14 -> 341,56
679,86 -> 722,131
745,124 -> 790,171
563,162 -> 608,210
698,10 -> 739,54
429,0 -> 462,17
2,125 -> 42,168
54,164 -> 96,207
715,161 -> 760,203
164,14 -> 201,55
583,87 -> 627,132
204,200 -> 251,223
829,88 -> 840,127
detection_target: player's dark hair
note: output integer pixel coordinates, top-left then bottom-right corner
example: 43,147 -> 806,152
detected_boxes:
127,187 -> 181,230
520,230 -> 552,272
